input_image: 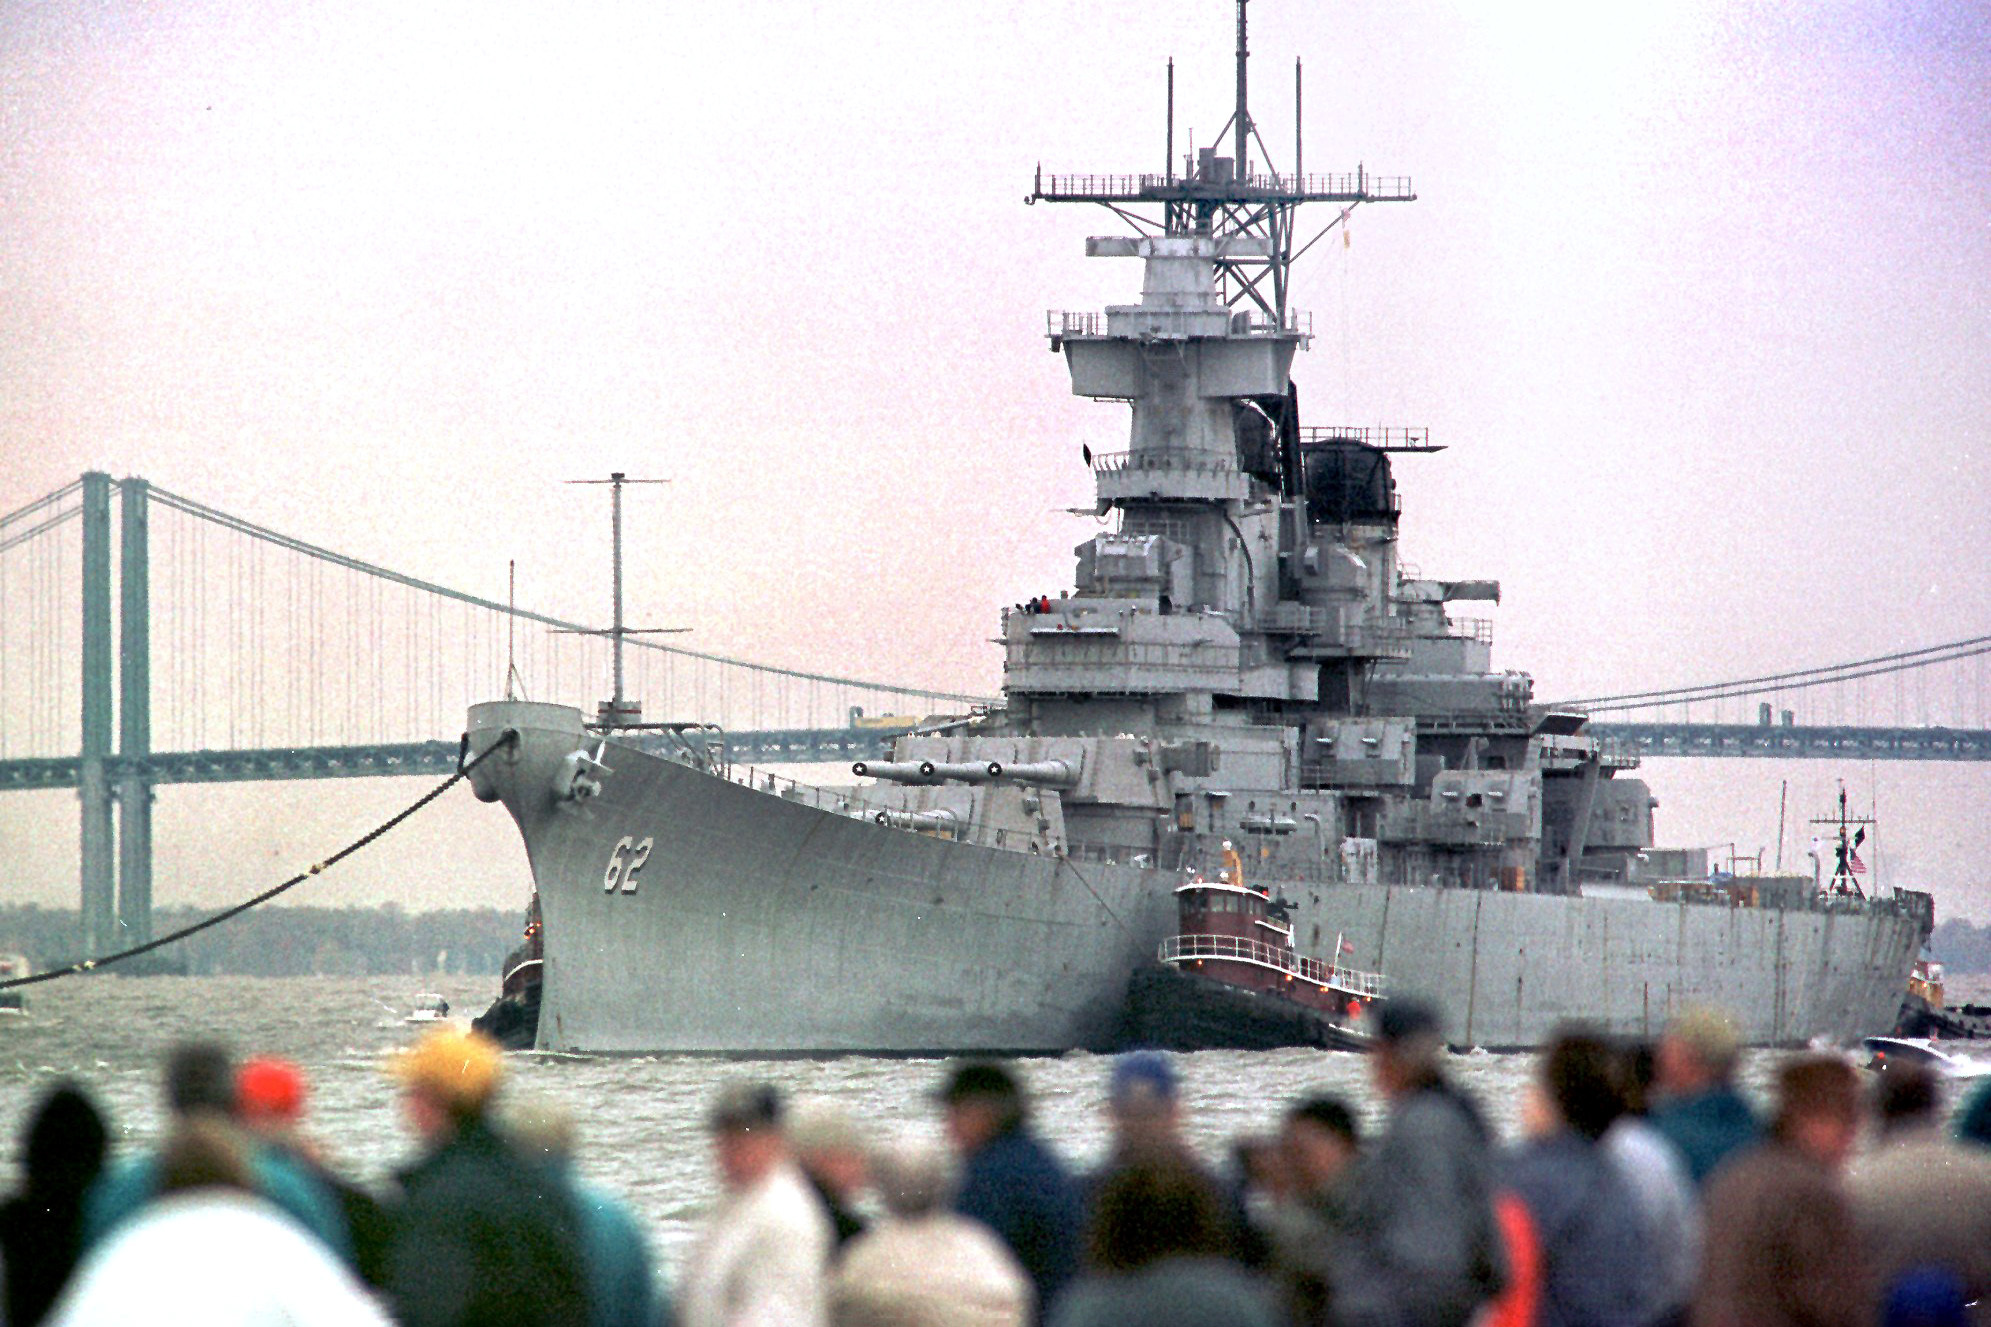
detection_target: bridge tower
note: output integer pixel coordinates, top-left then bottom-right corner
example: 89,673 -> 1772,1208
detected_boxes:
118,477 -> 153,948
73,472 -> 155,959
78,473 -> 115,957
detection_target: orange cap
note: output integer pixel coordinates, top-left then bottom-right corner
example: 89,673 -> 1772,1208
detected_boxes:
236,1057 -> 307,1121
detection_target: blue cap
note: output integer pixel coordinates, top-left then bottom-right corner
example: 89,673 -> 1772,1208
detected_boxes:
1110,1051 -> 1178,1108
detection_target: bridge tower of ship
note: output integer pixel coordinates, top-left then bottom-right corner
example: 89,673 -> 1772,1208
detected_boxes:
1026,0 -> 1416,692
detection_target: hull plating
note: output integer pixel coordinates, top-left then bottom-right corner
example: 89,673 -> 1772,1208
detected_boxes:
471,703 -> 1922,1053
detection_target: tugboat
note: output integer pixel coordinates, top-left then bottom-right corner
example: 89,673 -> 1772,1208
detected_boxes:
1119,844 -> 1384,1051
472,895 -> 544,1050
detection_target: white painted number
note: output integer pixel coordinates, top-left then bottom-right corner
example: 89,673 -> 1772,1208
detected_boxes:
623,836 -> 652,894
603,836 -> 654,895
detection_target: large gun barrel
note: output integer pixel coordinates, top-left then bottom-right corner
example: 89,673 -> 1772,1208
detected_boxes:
853,759 -> 1004,784
871,807 -> 961,835
852,760 -> 939,783
927,760 -> 1003,783
998,759 -> 1079,788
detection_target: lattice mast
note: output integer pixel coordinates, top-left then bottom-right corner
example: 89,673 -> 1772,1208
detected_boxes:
1029,0 -> 1414,322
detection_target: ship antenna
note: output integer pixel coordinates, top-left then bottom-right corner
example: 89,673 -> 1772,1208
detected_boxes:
503,559 -> 528,701
1234,0 -> 1250,172
560,472 -> 684,730
1030,2 -> 1413,324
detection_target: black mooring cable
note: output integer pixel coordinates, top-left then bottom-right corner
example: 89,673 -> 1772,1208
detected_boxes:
0,730 -> 518,992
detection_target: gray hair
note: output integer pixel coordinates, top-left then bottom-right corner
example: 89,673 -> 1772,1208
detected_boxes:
869,1136 -> 957,1217
787,1097 -> 865,1158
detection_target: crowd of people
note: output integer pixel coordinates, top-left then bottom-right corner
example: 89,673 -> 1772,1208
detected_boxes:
4,1002 -> 1991,1327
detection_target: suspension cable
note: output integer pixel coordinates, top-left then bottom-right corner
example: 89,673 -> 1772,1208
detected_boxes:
1556,634 -> 1991,710
148,485 -> 988,706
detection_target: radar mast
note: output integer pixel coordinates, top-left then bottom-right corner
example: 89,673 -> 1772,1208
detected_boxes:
1028,0 -> 1415,322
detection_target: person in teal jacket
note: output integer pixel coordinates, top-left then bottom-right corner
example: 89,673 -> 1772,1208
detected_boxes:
1647,1006 -> 1762,1187
507,1098 -> 671,1327
82,1041 -> 350,1261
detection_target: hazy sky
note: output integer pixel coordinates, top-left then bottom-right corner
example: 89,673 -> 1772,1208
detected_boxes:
2,2 -> 1987,920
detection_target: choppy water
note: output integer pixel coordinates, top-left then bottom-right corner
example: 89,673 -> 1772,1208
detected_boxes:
0,974 -> 1830,1278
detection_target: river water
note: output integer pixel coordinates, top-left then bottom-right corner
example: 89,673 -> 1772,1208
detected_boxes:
0,973 -> 1894,1278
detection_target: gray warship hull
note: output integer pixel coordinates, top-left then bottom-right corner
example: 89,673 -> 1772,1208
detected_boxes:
469,702 -> 1925,1053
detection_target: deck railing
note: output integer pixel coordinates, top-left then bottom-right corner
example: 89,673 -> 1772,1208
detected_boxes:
1159,932 -> 1385,997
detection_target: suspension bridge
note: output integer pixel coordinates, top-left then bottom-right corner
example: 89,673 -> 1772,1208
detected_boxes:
4,473 -> 1988,956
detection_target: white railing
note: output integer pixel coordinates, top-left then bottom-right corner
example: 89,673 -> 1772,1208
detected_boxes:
1159,932 -> 1385,997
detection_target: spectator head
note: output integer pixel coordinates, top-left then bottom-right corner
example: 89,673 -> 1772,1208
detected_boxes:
235,1057 -> 307,1136
1873,1062 -> 1942,1135
1085,1159 -> 1230,1273
788,1097 -> 869,1201
1657,1005 -> 1742,1096
1538,1027 -> 1626,1142
1282,1094 -> 1360,1194
708,1080 -> 788,1192
1615,1039 -> 1660,1117
390,1027 -> 504,1138
158,1116 -> 255,1196
869,1135 -> 958,1219
1105,1051 -> 1182,1154
937,1060 -> 1026,1154
165,1042 -> 236,1118
1772,1054 -> 1864,1170
1369,998 -> 1445,1101
22,1082 -> 108,1199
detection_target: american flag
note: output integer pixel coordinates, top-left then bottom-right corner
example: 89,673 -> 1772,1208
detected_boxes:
1849,848 -> 1867,876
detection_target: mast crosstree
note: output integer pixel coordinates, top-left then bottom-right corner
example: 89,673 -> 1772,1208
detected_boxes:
1029,0 -> 1414,322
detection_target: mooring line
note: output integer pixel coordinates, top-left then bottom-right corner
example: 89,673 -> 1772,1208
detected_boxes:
0,730 -> 518,991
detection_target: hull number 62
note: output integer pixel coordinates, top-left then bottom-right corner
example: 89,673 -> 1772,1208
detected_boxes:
603,836 -> 654,893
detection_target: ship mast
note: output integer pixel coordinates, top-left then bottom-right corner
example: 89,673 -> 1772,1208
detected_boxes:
1029,0 -> 1414,322
1808,781 -> 1876,900
562,472 -> 682,730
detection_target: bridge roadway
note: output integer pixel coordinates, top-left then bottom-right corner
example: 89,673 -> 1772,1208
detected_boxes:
3,722 -> 1988,792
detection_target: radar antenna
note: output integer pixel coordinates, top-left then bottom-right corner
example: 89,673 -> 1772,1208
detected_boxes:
1028,0 -> 1415,322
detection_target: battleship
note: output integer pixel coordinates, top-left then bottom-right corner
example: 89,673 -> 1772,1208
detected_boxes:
465,4 -> 1931,1053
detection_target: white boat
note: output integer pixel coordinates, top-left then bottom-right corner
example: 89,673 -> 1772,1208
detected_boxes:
0,954 -> 29,1019
1861,1036 -> 1991,1080
403,993 -> 451,1025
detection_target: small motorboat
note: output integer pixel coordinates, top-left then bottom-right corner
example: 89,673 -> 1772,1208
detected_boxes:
0,955 -> 29,1019
404,993 -> 452,1025
1861,1036 -> 1991,1080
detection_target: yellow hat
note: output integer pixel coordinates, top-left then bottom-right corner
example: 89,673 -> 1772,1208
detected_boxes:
388,1027 -> 504,1112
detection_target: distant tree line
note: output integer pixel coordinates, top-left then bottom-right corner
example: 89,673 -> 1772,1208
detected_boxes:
0,903 -> 525,978
1929,917 -> 1991,976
